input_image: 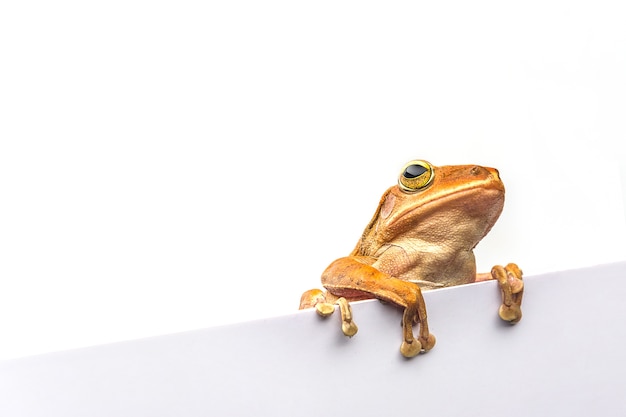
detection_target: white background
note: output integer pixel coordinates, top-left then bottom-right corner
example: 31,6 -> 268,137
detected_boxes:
1,1 -> 625,360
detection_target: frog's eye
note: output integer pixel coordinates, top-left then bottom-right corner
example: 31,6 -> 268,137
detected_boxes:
398,160 -> 434,193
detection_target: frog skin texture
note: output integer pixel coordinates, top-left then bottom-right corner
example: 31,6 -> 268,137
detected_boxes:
299,160 -> 523,358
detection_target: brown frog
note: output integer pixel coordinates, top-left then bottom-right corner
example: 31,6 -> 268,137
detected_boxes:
299,160 -> 523,358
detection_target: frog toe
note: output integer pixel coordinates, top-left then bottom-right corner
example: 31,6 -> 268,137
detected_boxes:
499,304 -> 522,323
315,303 -> 336,317
419,333 -> 436,352
400,340 -> 422,358
341,320 -> 358,337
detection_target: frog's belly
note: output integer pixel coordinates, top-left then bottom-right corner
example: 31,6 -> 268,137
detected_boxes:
373,243 -> 477,289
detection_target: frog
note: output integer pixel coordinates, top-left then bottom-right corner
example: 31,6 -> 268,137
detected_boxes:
299,159 -> 523,358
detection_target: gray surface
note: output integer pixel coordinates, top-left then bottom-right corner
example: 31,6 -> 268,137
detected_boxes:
2,262 -> 626,416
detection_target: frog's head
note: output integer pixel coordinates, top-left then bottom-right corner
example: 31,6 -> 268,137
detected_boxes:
368,160 -> 505,248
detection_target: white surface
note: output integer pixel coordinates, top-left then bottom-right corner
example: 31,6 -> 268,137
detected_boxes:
1,1 -> 626,359
2,262 -> 626,416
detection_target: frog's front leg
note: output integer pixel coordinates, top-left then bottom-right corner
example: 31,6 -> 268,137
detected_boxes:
318,256 -> 436,358
476,263 -> 524,323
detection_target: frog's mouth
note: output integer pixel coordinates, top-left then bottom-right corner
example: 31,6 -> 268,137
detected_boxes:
402,187 -> 503,226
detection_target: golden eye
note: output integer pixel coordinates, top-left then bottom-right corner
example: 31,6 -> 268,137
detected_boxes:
398,160 -> 434,193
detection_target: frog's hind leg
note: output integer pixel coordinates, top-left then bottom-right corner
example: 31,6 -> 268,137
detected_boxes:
477,263 -> 524,323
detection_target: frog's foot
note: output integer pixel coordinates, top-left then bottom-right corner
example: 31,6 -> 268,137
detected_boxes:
399,291 -> 436,358
491,263 -> 524,324
312,298 -> 358,337
300,289 -> 358,337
